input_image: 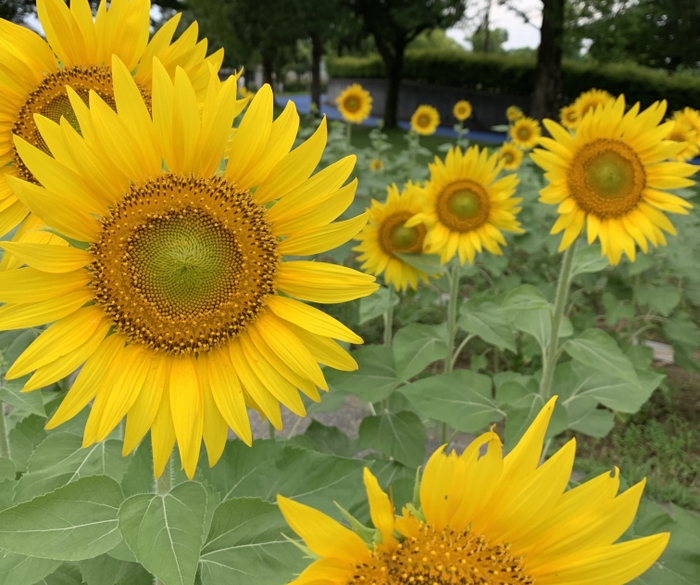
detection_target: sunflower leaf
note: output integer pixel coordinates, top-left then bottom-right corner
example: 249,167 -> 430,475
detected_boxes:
563,329 -> 641,385
458,302 -> 516,352
392,323 -> 448,382
571,244 -> 609,276
0,553 -> 61,585
359,286 -> 399,325
395,253 -> 447,275
359,410 -> 426,468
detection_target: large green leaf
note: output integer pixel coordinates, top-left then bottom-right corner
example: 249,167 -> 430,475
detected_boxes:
395,253 -> 447,275
199,440 -> 365,516
38,563 -> 84,585
119,482 -> 208,585
79,555 -> 152,585
302,420 -> 359,458
8,415 -> 47,473
0,553 -> 60,585
564,396 -> 614,438
325,345 -> 399,401
501,285 -> 551,312
0,476 -> 123,561
392,323 -> 447,381
663,315 -> 700,351
358,286 -> 399,325
0,379 -> 45,417
199,498 -> 306,585
0,330 -> 39,375
637,284 -> 680,317
510,308 -> 573,351
571,244 -> 609,276
359,410 -> 425,468
458,302 -> 516,352
563,329 -> 640,385
14,433 -> 128,503
400,370 -> 504,433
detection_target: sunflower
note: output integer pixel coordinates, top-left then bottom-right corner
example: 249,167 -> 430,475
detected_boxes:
238,85 -> 253,99
279,397 -> 668,585
573,88 -> 614,121
665,120 -> 699,162
506,105 -> 524,122
0,59 -> 377,478
499,142 -> 524,170
510,117 -> 541,150
531,96 -> 696,265
453,100 -> 472,122
336,84 -> 372,124
406,146 -> 523,265
369,158 -> 384,171
673,107 -> 700,144
410,105 -> 440,136
354,182 -> 431,291
560,104 -> 579,130
0,0 -> 222,242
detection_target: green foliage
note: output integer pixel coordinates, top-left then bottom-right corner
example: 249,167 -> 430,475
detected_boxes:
327,50 -> 700,111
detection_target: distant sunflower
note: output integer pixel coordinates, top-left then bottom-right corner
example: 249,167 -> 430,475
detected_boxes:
499,142 -> 523,170
673,108 -> 700,143
336,84 -> 372,124
453,100 -> 472,122
411,105 -> 440,136
0,0 -> 222,241
506,105 -> 524,122
369,158 -> 384,171
0,59 -> 376,478
573,88 -> 614,121
238,85 -> 253,99
559,104 -> 579,130
531,96 -> 696,265
510,117 -> 541,150
665,120 -> 699,162
354,182 -> 431,291
407,146 -> 523,265
279,397 -> 668,585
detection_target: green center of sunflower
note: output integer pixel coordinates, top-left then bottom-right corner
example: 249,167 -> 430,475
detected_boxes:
448,189 -> 482,220
517,127 -> 531,140
344,96 -> 361,113
568,138 -> 646,218
418,114 -> 431,127
12,65 -> 151,183
348,523 -> 533,585
379,211 -> 425,255
91,173 -> 278,355
436,180 -> 491,233
503,152 -> 514,164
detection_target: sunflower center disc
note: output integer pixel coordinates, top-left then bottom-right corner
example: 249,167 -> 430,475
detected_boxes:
379,211 -> 425,255
91,173 -> 278,355
348,523 -> 533,585
418,114 -> 431,127
12,65 -> 150,183
517,127 -> 531,141
345,97 -> 360,113
437,180 -> 490,232
568,138 -> 645,218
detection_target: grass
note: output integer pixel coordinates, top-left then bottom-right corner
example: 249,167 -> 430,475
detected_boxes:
559,367 -> 700,511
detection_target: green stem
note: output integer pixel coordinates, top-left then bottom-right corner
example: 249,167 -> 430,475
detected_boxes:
450,334 -> 474,370
441,264 -> 461,445
540,241 -> 578,399
267,420 -> 275,440
0,401 -> 9,460
155,455 -> 172,495
384,286 -> 394,347
346,122 -> 352,149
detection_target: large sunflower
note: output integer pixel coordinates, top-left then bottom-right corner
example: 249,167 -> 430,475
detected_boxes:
0,0 -> 222,243
279,398 -> 668,585
354,182 -> 430,291
573,88 -> 614,121
336,84 -> 372,124
531,96 -> 696,265
407,146 -> 523,265
0,59 -> 376,478
410,105 -> 440,136
510,117 -> 541,150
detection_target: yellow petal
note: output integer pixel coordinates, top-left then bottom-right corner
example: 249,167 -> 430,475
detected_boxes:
123,353 -> 167,455
0,241 -> 91,273
152,362 -> 177,478
0,268 -> 90,304
278,212 -> 368,256
169,355 -> 203,479
286,324 -> 357,372
0,288 -> 93,330
198,357 -> 229,466
276,261 -> 378,304
363,468 -> 396,547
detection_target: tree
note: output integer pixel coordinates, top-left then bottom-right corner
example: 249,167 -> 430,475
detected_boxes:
470,27 -> 508,53
345,0 -> 467,127
0,0 -> 32,22
530,0 -> 565,121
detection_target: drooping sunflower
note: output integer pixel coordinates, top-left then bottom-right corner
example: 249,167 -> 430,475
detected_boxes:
510,116 -> 541,150
665,119 -> 699,162
453,100 -> 472,122
369,158 -> 384,171
573,88 -> 614,121
673,107 -> 700,144
531,96 -> 696,265
279,398 -> 668,585
410,105 -> 440,136
0,0 -> 222,242
354,182 -> 431,291
0,58 -> 377,478
506,105 -> 524,122
335,84 -> 372,124
499,142 -> 524,170
559,104 -> 579,130
406,146 -> 523,265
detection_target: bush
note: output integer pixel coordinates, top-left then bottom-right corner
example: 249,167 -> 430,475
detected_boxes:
327,49 -> 700,111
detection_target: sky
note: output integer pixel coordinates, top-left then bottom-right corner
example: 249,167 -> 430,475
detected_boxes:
447,0 -> 542,50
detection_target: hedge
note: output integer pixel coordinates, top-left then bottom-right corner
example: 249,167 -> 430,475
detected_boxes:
327,50 -> 700,112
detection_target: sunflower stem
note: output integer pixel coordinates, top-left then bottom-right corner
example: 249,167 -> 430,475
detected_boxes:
441,264 -> 461,445
0,401 -> 10,460
267,420 -> 276,440
346,122 -> 352,149
384,285 -> 394,347
540,240 -> 578,399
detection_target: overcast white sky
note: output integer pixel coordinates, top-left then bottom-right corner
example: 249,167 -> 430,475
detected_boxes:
448,0 -> 542,50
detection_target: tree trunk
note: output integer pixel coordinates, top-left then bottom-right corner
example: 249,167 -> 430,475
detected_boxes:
310,32 -> 322,114
531,0 -> 565,121
383,44 -> 405,128
262,51 -> 275,90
